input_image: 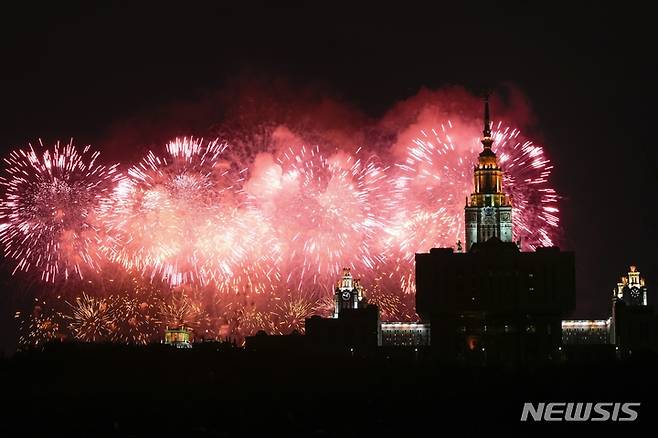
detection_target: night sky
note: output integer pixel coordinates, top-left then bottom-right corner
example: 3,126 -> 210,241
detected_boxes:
0,2 -> 656,352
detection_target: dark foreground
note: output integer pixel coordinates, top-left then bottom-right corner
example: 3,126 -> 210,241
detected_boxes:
1,343 -> 656,437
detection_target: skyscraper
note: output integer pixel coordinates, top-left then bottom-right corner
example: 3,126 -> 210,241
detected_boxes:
415,98 -> 575,365
610,265 -> 656,355
614,265 -> 648,307
464,97 -> 513,251
333,267 -> 366,318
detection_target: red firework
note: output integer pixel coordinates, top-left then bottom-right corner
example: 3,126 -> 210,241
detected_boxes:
0,140 -> 122,282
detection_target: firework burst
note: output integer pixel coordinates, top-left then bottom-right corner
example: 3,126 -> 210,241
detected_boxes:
384,119 -> 560,295
392,120 -> 559,253
102,137 -> 251,286
0,140 -> 122,282
3,101 -> 563,343
367,276 -> 417,321
247,145 -> 392,293
158,290 -> 209,332
111,277 -> 163,344
64,293 -> 118,342
233,304 -> 276,338
271,294 -> 319,334
17,298 -> 65,348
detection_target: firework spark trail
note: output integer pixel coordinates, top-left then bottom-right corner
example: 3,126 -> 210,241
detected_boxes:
271,293 -> 320,334
158,291 -> 210,332
111,277 -> 163,344
101,137 -> 273,289
4,115 -> 562,340
0,140 -> 122,282
17,298 -> 64,348
246,145 -> 393,296
64,293 -> 118,342
367,278 -> 416,321
383,120 -> 560,295
398,121 -> 559,251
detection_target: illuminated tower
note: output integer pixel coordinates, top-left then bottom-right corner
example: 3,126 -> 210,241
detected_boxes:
614,265 -> 648,306
464,97 -> 513,251
334,267 -> 365,318
163,326 -> 192,348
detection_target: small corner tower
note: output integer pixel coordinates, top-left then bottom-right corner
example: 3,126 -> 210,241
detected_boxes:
464,96 -> 513,251
614,265 -> 648,306
334,267 -> 366,318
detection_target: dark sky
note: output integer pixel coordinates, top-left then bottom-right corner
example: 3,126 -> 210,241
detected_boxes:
0,1 -> 656,351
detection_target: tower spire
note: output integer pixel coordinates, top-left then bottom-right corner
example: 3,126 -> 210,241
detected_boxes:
465,95 -> 513,251
481,95 -> 493,150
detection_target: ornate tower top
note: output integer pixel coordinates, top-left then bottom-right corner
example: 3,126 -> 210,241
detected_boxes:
338,267 -> 353,290
614,265 -> 648,306
481,94 -> 493,149
464,96 -> 513,251
334,267 -> 366,317
469,97 -> 508,198
477,95 -> 498,167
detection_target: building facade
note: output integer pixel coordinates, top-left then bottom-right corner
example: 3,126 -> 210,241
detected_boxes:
334,268 -> 365,317
380,322 -> 431,347
415,98 -> 575,365
614,265 -> 648,306
164,326 -> 192,348
464,97 -> 513,252
561,319 -> 611,345
610,265 -> 656,355
305,268 -> 381,352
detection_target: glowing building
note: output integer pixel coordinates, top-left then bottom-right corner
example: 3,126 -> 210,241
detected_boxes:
415,98 -> 575,365
380,322 -> 431,347
333,268 -> 366,318
561,319 -> 612,345
164,326 -> 192,348
610,265 -> 656,355
305,268 -> 380,352
613,265 -> 648,306
308,268 -> 432,349
464,96 -> 513,252
561,265 -> 656,354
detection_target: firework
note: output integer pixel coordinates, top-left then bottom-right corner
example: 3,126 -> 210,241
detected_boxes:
392,120 -> 559,252
246,145 -> 392,293
158,290 -> 209,331
271,294 -> 319,334
3,104 -> 563,342
314,294 -> 336,319
64,293 -> 118,342
233,304 -> 276,338
385,119 -> 560,294
17,299 -> 65,348
102,137 -> 255,286
366,278 -> 417,321
0,140 -> 122,282
111,277 -> 163,344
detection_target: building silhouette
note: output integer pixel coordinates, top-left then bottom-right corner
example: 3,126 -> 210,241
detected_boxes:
333,267 -> 366,317
561,319 -> 611,345
380,322 -> 430,347
415,98 -> 576,365
614,265 -> 648,306
464,96 -> 513,251
304,268 -> 381,352
207,101 -> 656,364
559,265 -> 656,362
610,266 -> 657,356
561,265 -> 656,351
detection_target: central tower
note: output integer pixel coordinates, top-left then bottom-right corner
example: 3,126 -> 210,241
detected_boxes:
334,268 -> 365,318
464,97 -> 513,251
